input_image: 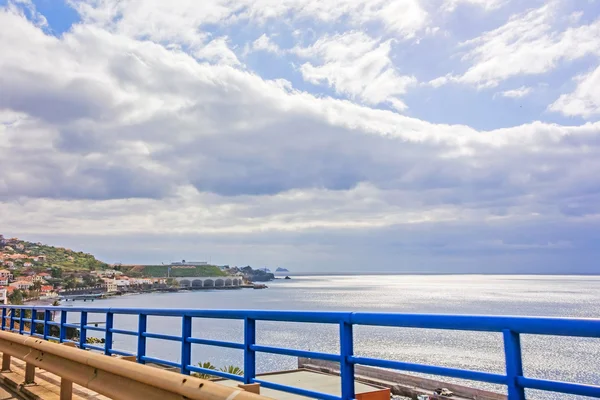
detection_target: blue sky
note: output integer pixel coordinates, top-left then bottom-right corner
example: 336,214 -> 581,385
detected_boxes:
1,0 -> 600,273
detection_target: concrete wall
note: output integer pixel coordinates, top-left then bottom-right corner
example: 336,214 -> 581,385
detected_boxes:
298,358 -> 506,400
175,277 -> 242,288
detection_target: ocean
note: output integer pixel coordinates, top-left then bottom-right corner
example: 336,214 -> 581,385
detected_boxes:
76,275 -> 600,399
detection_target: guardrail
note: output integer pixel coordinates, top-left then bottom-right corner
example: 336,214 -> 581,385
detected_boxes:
0,325 -> 267,400
1,306 -> 599,400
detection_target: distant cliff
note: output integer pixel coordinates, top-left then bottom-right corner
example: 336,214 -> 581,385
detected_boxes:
239,266 -> 274,282
275,267 -> 289,272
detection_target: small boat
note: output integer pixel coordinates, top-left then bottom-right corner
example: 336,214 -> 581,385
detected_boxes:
284,276 -> 291,280
253,284 -> 268,289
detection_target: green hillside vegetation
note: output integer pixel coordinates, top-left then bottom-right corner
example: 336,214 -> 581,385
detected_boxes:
125,264 -> 226,277
2,237 -> 108,271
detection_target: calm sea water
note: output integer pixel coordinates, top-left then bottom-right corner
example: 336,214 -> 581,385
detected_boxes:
73,275 -> 600,399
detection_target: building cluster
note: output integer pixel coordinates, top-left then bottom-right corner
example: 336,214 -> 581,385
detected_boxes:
0,269 -> 57,300
90,270 -> 166,292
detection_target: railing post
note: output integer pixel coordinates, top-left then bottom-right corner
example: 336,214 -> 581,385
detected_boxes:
1,307 -> 6,331
1,353 -> 10,371
30,308 -> 36,335
181,315 -> 192,375
60,378 -> 73,400
79,311 -> 88,349
25,362 -> 35,384
340,320 -> 355,400
503,329 -> 526,400
59,311 -> 67,343
18,308 -> 24,334
243,317 -> 256,385
43,310 -> 51,340
137,314 -> 147,364
9,309 -> 15,332
105,312 -> 113,355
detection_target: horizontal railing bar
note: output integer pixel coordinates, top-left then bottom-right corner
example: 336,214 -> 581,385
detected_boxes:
21,318 -> 32,323
83,325 -> 106,332
140,356 -> 181,369
83,344 -> 105,352
186,365 -> 244,381
32,333 -> 44,339
109,328 -> 138,336
143,332 -> 182,342
64,339 -> 78,345
109,348 -> 136,357
0,307 -> 349,323
187,337 -> 244,349
251,345 -> 341,362
47,336 -> 60,341
46,321 -> 60,326
518,377 -> 600,397
33,319 -> 44,324
1,306 -> 598,337
350,356 -> 507,385
350,313 -> 600,337
253,378 -> 341,400
63,323 -> 79,329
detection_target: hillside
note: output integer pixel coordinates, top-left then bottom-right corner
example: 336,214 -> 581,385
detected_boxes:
124,264 -> 226,278
0,235 -> 108,271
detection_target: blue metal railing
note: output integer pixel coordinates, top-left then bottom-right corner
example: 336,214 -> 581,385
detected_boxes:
1,306 -> 599,399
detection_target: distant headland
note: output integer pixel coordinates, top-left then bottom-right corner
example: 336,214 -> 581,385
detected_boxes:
0,234 -> 288,304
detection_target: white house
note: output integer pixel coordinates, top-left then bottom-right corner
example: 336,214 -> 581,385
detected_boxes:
10,281 -> 33,290
0,269 -> 13,281
105,281 -> 118,293
130,278 -> 153,285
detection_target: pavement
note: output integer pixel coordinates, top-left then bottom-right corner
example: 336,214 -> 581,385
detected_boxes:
0,386 -> 17,399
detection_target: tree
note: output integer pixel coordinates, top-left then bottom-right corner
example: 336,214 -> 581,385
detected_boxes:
32,281 -> 42,291
51,267 -> 63,279
8,290 -> 24,305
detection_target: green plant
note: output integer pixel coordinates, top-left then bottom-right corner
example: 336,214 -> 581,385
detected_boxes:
220,365 -> 243,376
192,361 -> 218,379
86,337 -> 106,344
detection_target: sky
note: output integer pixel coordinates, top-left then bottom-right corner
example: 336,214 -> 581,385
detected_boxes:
1,0 -> 600,273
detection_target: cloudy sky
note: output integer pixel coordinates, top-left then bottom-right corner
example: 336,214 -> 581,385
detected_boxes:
1,0 -> 599,273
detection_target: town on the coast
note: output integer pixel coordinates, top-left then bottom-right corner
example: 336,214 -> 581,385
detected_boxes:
0,234 -> 291,305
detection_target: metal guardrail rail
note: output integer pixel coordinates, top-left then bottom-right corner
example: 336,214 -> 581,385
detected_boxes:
0,327 -> 268,400
1,306 -> 599,400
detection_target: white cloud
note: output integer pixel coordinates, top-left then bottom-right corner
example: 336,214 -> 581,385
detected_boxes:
441,3 -> 600,88
251,34 -> 280,54
70,0 -> 430,39
194,36 -> 241,66
442,0 -> 506,12
3,4 -> 600,271
7,0 -> 47,27
295,31 -> 416,110
549,65 -> 600,118
497,86 -> 532,98
427,75 -> 451,88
